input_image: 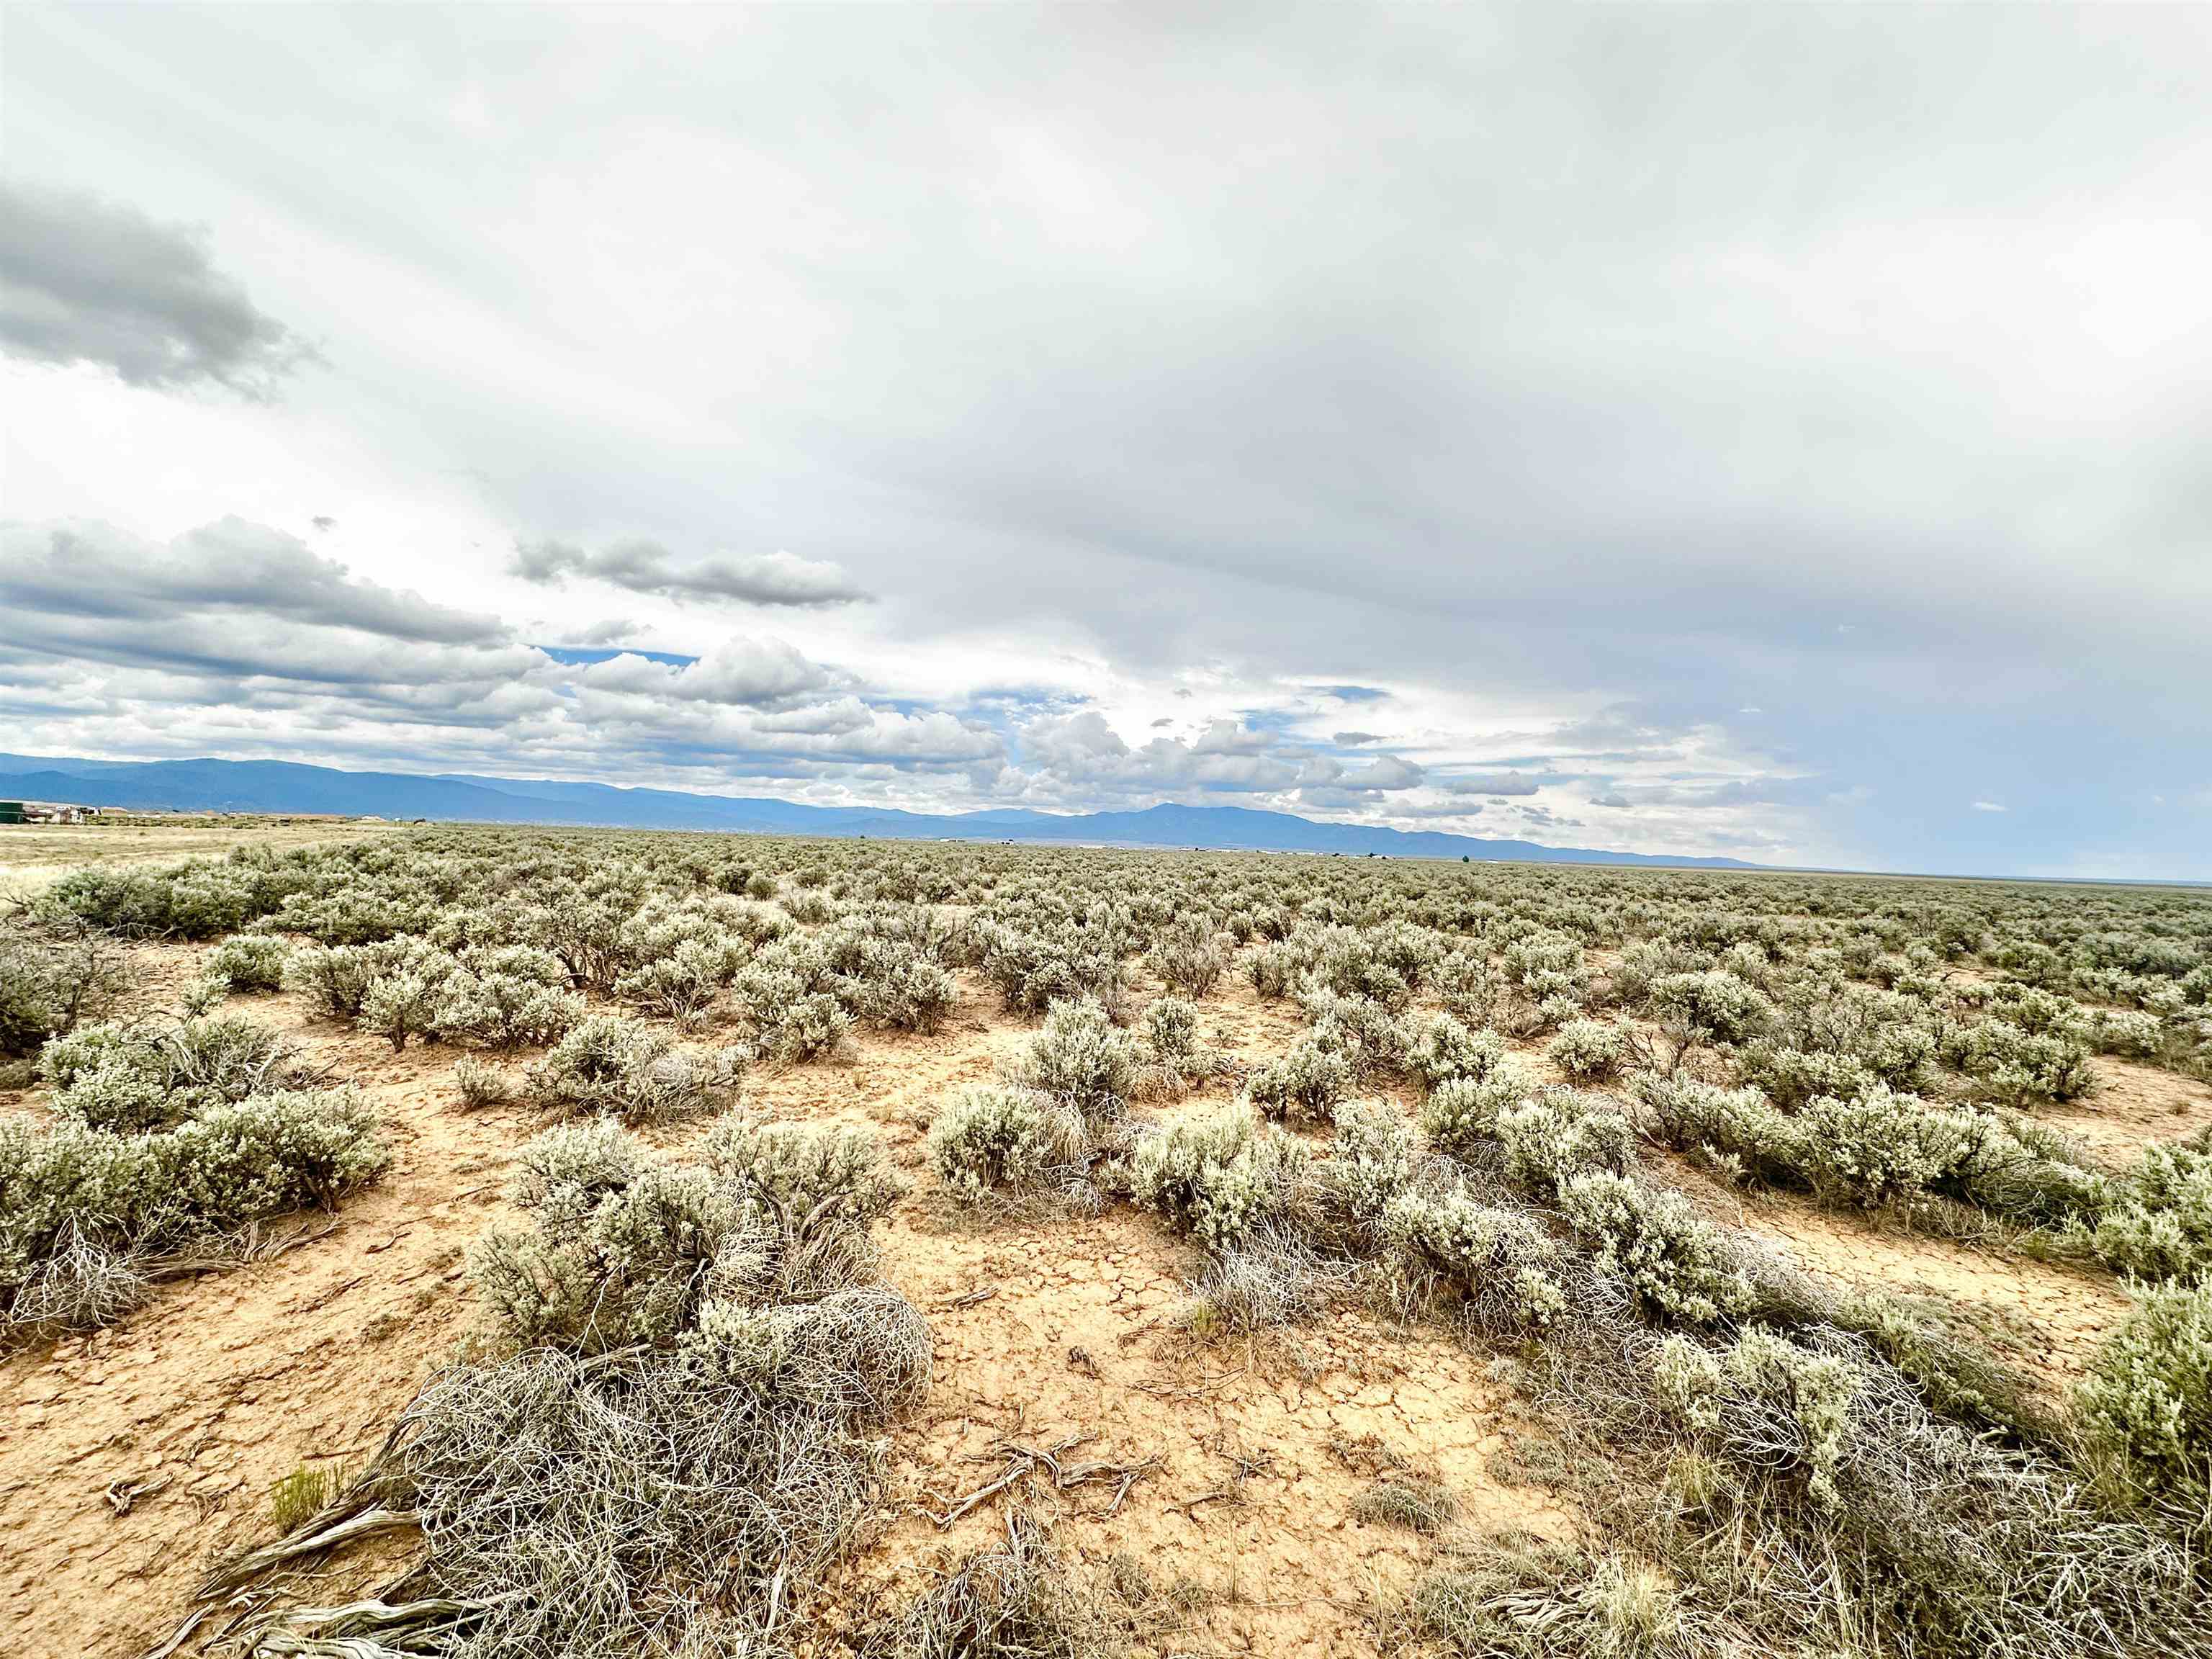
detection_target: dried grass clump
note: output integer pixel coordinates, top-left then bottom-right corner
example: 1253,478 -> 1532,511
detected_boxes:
1177,1224 -> 1350,1339
387,1344 -> 895,1654
1353,1473 -> 1460,1535
866,1514 -> 1143,1659
0,1217 -> 150,1337
452,1054 -> 520,1110
1401,1537 -> 1715,1658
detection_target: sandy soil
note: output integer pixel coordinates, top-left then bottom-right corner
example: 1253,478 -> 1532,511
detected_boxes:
1735,1194 -> 2134,1389
2054,1056 -> 2212,1166
3,938 -> 2203,1658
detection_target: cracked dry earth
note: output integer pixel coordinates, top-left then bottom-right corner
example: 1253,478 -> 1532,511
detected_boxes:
2,946 -> 2200,1658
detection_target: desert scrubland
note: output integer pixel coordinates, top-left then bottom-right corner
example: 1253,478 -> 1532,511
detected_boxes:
3,825 -> 2209,1658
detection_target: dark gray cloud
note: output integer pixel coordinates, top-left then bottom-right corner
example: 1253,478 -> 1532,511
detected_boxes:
2,518 -> 502,644
1435,773 -> 1549,799
513,539 -> 871,608
0,181 -> 309,394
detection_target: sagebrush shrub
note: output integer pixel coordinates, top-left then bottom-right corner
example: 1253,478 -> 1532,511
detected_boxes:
851,941 -> 958,1033
2079,1274 -> 2212,1516
1549,1017 -> 1629,1083
435,965 -> 583,1050
1244,1033 -> 1352,1124
1012,996 -> 1135,1124
2,1086 -> 387,1334
1401,1012 -> 1503,1092
1382,1183 -> 1565,1328
703,1113 -> 905,1231
1954,1018 -> 2098,1106
927,1086 -> 1087,1203
1795,1087 -> 1978,1209
361,969 -> 439,1051
1129,1103 -> 1308,1250
0,919 -> 130,1056
1496,1094 -> 1635,1193
1143,994 -> 1202,1069
1655,1328 -> 1856,1512
1557,1171 -> 1751,1324
1151,914 -> 1226,997
1420,1060 -> 1540,1158
1318,1098 -> 1419,1238
283,942 -> 382,1019
527,1014 -> 738,1122
207,934 -> 288,993
1647,969 -> 1773,1051
44,1015 -> 296,1132
2086,1136 -> 2212,1281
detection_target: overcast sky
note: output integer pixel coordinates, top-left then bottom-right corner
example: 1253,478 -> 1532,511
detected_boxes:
3,5 -> 2207,878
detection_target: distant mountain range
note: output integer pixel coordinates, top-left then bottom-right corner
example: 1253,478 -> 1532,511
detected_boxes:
0,753 -> 1765,869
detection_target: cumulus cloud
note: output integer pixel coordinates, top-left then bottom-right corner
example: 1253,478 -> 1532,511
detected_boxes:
570,638 -> 837,708
1016,711 -> 1299,799
513,538 -> 871,608
0,513 -> 998,790
0,181 -> 310,394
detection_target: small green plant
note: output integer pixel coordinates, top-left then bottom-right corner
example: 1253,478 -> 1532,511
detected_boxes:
268,1462 -> 334,1532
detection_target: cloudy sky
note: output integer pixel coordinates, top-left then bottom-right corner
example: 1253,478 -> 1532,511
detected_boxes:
3,6 -> 2207,878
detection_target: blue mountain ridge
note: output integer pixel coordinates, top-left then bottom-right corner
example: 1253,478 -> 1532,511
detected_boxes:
0,754 -> 1764,868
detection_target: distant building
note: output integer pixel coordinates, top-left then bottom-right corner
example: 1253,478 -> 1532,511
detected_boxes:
4,801 -> 94,824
